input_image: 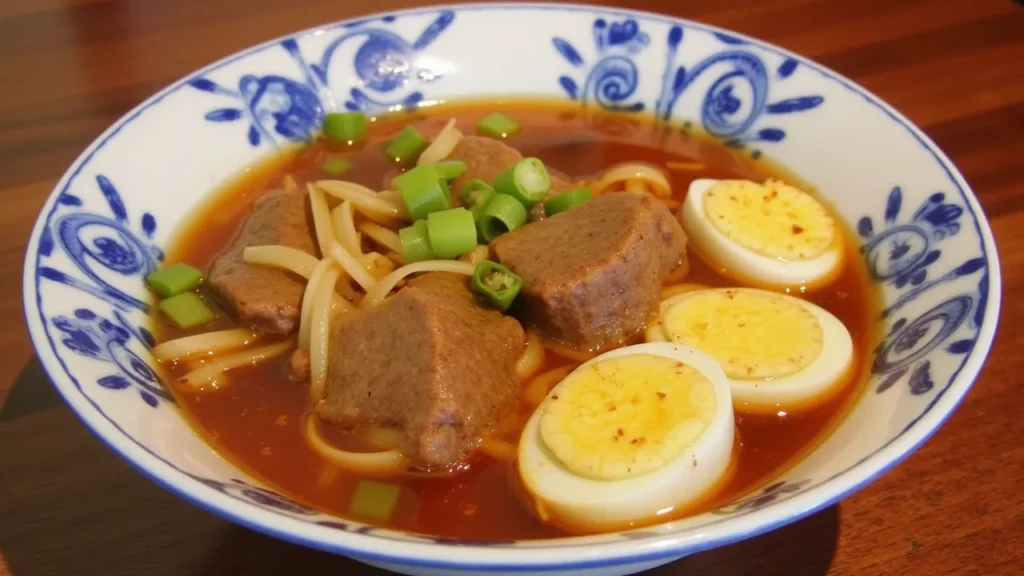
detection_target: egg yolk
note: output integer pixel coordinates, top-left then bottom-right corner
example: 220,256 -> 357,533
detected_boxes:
660,289 -> 824,380
539,354 -> 716,481
703,179 -> 835,261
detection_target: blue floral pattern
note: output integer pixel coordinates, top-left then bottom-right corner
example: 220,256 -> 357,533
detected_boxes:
858,187 -> 987,395
553,18 -> 650,111
51,308 -> 168,407
192,477 -> 316,515
38,175 -> 169,406
553,19 -> 824,158
27,6 -> 995,559
189,40 -> 325,147
317,11 -> 454,112
39,176 -> 162,312
655,26 -> 823,158
191,12 -> 455,146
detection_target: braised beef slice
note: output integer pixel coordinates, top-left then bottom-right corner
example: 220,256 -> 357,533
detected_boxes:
491,192 -> 686,351
208,190 -> 317,336
315,272 -> 524,468
447,136 -> 572,205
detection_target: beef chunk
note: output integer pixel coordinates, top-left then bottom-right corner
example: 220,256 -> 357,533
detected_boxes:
446,136 -> 572,204
315,273 -> 524,468
448,136 -> 522,202
491,192 -> 686,351
208,190 -> 316,336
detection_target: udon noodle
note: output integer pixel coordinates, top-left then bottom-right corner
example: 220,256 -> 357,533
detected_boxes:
151,328 -> 257,362
592,162 -> 672,198
316,181 -> 408,224
516,330 -> 545,380
177,340 -> 292,390
242,245 -> 319,279
303,415 -> 409,473
359,221 -> 403,255
418,118 -> 462,166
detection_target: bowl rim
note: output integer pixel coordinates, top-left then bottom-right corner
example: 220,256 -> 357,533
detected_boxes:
21,1 -> 1002,570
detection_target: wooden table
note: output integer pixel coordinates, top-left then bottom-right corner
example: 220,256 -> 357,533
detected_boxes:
1,0 -> 1021,574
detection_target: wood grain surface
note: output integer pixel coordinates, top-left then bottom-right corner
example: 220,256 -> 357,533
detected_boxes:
1,1 -> 1021,575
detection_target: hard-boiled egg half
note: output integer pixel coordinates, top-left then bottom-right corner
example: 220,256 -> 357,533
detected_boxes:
518,342 -> 734,532
646,287 -> 854,413
682,178 -> 844,290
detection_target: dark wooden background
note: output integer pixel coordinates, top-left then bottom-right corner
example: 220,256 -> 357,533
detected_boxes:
1,0 -> 1022,574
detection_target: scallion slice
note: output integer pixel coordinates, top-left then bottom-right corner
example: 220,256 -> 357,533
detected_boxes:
477,113 -> 520,139
543,187 -> 593,216
384,126 -> 428,163
349,480 -> 401,521
493,157 -> 550,208
395,164 -> 451,220
319,157 -> 353,175
159,292 -> 214,329
460,179 -> 497,220
478,194 -> 527,242
426,207 -> 477,258
146,263 -> 203,298
322,112 -> 367,143
471,261 -> 523,311
399,220 -> 436,263
435,160 -> 468,180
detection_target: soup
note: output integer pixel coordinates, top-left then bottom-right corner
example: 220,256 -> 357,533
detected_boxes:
150,101 -> 877,540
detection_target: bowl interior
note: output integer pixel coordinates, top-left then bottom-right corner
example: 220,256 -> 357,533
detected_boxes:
23,2 -> 998,569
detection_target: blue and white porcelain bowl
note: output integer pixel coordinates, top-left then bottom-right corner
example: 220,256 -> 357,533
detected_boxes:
21,3 -> 1001,575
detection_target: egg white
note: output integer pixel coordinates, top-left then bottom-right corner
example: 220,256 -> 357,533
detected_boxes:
681,178 -> 844,290
647,288 -> 854,412
517,342 -> 734,532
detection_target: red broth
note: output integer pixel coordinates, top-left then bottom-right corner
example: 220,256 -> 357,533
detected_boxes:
155,101 -> 880,541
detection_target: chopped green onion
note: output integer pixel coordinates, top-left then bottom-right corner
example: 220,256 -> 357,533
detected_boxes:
426,207 -> 477,258
384,126 -> 428,163
395,164 -> 451,220
435,160 -> 468,180
319,157 -> 353,175
349,480 -> 401,521
399,220 -> 436,263
159,292 -> 214,329
477,113 -> 520,139
146,263 -> 203,298
460,179 -> 497,220
493,157 -> 550,209
472,261 -> 523,311
543,187 -> 593,216
323,112 -> 367,143
478,194 -> 528,242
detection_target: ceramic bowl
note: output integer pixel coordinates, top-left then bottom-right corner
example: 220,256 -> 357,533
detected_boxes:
22,3 -> 1001,575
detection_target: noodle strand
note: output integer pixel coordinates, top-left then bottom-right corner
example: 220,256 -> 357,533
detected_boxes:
308,183 -> 335,256
594,162 -> 672,198
242,245 -> 319,279
152,328 -> 257,362
362,260 -> 475,307
316,180 -> 407,222
359,222 -> 403,255
303,415 -> 408,473
178,340 -> 292,391
332,200 -> 362,258
328,241 -> 377,291
516,330 -> 545,380
299,258 -> 335,350
309,266 -> 340,400
418,118 -> 462,166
